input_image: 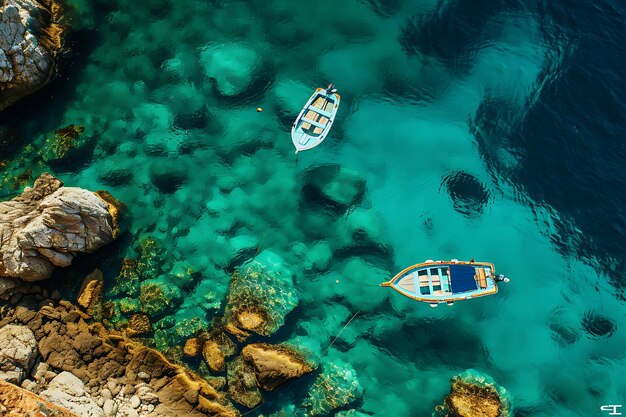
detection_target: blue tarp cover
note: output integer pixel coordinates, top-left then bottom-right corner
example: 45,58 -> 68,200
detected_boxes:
450,265 -> 478,294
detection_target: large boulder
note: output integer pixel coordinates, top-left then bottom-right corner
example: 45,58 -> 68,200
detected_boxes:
0,173 -> 118,282
40,371 -> 105,417
0,0 -> 64,111
0,324 -> 37,384
242,343 -> 314,391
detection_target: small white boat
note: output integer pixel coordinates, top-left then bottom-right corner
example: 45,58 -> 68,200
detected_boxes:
291,84 -> 340,153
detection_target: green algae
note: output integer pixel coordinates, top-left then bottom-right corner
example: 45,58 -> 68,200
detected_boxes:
41,124 -> 86,161
139,279 -> 182,317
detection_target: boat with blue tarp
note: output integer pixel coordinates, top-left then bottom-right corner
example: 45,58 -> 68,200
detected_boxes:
381,260 -> 509,307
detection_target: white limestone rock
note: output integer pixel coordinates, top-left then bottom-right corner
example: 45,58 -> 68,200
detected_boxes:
0,173 -> 117,282
0,324 -> 37,384
0,0 -> 61,111
40,371 -> 105,417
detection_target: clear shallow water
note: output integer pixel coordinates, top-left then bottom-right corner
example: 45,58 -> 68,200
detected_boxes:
1,0 -> 625,416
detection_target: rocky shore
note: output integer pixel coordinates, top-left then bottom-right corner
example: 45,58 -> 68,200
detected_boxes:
0,173 -> 375,416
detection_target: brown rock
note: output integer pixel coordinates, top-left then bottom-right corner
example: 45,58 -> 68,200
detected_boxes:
224,322 -> 251,342
184,337 -> 203,357
236,311 -> 265,331
77,269 -> 104,319
202,340 -> 225,373
242,343 -> 314,391
94,190 -> 123,239
445,379 -> 503,417
1,302 -> 242,417
0,380 -> 78,416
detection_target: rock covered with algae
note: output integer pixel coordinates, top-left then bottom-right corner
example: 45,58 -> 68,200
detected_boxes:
0,0 -> 65,111
0,173 -> 118,282
434,369 -> 512,417
223,251 -> 298,340
41,125 -> 86,162
302,361 -> 364,416
139,279 -> 182,317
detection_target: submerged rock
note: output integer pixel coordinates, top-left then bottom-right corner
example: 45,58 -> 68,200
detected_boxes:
302,361 -> 363,416
303,164 -> 366,212
227,356 -> 262,409
582,311 -> 616,338
224,253 -> 298,340
139,279 -> 182,317
200,320 -> 238,373
242,343 -> 315,391
0,0 -> 65,111
126,313 -> 151,337
199,43 -> 260,96
442,171 -> 491,218
435,369 -> 512,417
41,124 -> 86,161
0,173 -> 118,282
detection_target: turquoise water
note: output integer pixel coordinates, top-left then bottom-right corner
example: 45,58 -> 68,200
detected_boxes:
2,0 -> 625,415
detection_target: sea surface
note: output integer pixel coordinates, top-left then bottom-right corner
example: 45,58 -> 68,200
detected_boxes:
1,0 -> 625,416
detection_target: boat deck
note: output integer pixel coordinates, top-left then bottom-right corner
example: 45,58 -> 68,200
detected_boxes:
301,96 -> 334,135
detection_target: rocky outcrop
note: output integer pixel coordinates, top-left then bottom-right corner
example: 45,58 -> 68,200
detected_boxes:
0,0 -> 65,111
0,300 -> 241,417
241,343 -> 314,391
436,370 -> 512,417
0,173 -> 117,282
0,379 -> 79,416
